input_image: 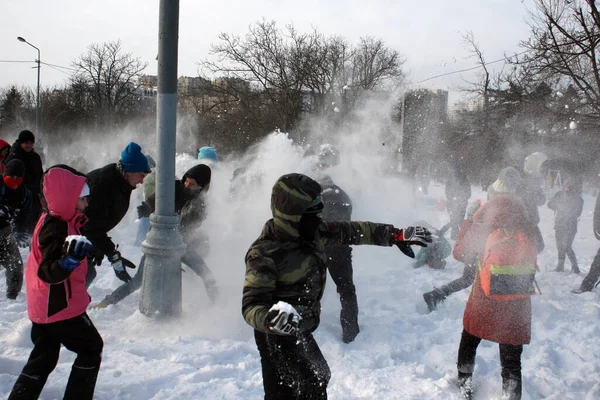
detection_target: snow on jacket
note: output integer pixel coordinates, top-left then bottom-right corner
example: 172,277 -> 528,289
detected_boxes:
81,163 -> 134,257
26,165 -> 90,324
454,195 -> 542,345
243,173 -> 395,333
0,178 -> 31,233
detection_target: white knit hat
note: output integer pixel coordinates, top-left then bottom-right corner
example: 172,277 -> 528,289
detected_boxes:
80,183 -> 90,198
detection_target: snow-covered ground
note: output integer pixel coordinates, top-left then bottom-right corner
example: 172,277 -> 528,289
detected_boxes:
1,132 -> 599,399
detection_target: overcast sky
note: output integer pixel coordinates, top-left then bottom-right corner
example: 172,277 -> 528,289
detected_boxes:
1,0 -> 535,103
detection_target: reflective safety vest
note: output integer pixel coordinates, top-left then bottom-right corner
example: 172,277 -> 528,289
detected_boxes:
479,228 -> 537,301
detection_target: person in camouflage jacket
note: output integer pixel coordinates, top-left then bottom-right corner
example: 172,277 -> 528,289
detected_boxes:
242,173 -> 431,399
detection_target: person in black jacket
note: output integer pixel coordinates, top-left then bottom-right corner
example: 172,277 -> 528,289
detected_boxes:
309,144 -> 360,343
5,130 -> 43,234
93,164 -> 218,307
81,142 -> 151,287
0,159 -> 32,299
548,181 -> 583,273
574,190 -> 600,293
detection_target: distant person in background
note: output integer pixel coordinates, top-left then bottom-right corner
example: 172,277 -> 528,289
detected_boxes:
0,139 -> 10,174
573,191 -> 600,293
547,181 -> 583,273
5,130 -> 43,234
8,165 -> 102,400
445,161 -> 471,240
518,152 -> 548,226
310,144 -> 360,343
82,142 -> 151,287
94,163 -> 218,307
135,155 -> 157,247
197,146 -> 218,165
0,159 -> 32,299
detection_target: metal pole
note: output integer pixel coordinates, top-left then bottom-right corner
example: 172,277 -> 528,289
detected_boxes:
16,37 -> 41,139
139,0 -> 185,318
35,47 -> 40,138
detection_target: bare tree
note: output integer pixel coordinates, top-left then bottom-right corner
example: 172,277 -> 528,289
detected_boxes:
520,0 -> 600,117
72,40 -> 147,125
201,20 -> 405,133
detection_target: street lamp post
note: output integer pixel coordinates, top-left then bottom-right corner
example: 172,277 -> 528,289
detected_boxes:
17,36 -> 41,138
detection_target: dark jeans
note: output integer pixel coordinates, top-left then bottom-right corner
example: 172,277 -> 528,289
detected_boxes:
326,245 -> 358,339
457,329 -> 522,398
254,329 -> 331,400
0,232 -> 24,299
9,313 -> 103,400
580,246 -> 600,291
555,226 -> 577,270
101,248 -> 216,306
442,264 -> 476,296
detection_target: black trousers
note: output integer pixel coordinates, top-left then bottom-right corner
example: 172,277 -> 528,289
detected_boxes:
448,200 -> 468,239
254,329 -> 331,400
457,329 -> 522,392
580,246 -> 600,291
0,232 -> 24,299
9,313 -> 104,400
555,226 -> 577,269
442,264 -> 476,296
326,245 -> 358,336
101,247 -> 216,306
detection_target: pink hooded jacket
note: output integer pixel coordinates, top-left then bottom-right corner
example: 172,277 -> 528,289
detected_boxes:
26,166 -> 90,324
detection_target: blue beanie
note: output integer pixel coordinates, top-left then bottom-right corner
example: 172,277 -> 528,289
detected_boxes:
197,146 -> 218,162
120,142 -> 151,173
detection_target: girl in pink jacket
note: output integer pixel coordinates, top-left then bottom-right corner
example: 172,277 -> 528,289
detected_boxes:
9,165 -> 103,400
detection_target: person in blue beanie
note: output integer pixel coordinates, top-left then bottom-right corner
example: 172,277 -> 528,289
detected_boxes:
197,146 -> 218,163
81,142 -> 151,287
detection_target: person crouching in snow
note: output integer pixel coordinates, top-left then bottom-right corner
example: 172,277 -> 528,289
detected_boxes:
94,163 -> 218,308
242,173 -> 432,399
9,165 -> 102,400
0,159 -> 32,299
452,174 -> 543,400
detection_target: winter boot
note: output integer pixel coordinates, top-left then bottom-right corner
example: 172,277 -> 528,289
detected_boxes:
457,372 -> 473,400
554,263 -> 564,272
423,288 -> 446,312
571,265 -> 580,274
501,377 -> 522,400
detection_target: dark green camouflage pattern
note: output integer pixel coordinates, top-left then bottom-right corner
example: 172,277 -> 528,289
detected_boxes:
243,173 -> 395,333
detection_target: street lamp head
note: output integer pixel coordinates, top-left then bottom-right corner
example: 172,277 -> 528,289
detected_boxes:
17,36 -> 26,42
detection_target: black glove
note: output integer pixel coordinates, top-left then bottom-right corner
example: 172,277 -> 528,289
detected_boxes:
88,248 -> 104,266
108,251 -> 136,283
59,236 -> 93,271
15,232 -> 32,248
137,201 -> 152,219
266,302 -> 302,336
391,226 -> 432,258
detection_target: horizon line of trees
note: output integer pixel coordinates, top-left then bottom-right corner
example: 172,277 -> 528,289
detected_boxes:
2,1 -> 600,184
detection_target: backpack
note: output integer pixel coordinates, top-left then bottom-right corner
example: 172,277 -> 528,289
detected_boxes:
479,228 -> 538,300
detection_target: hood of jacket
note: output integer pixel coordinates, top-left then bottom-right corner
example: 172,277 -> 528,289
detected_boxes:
270,173 -> 322,241
42,165 -> 87,222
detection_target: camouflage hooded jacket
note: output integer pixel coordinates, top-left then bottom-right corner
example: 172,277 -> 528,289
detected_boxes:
242,173 -> 396,333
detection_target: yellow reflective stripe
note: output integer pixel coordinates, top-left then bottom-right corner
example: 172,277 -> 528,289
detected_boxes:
489,264 -> 536,275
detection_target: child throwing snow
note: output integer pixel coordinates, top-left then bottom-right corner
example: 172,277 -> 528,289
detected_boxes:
547,181 -> 583,273
9,165 -> 102,400
452,174 -> 543,400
